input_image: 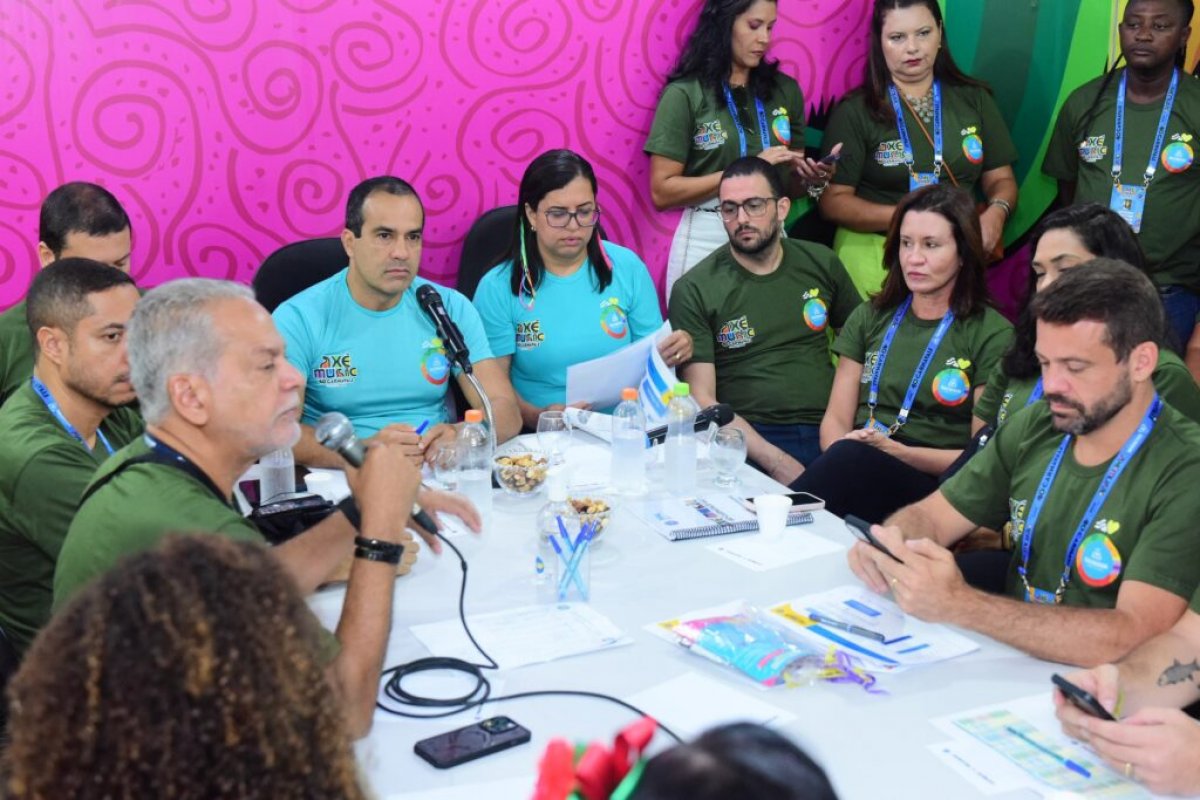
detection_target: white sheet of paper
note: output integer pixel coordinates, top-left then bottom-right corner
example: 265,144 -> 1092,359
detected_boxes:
707,530 -> 844,571
409,603 -> 632,671
383,776 -> 532,800
625,671 -> 797,739
927,739 -> 1030,796
565,321 -> 673,416
564,407 -> 613,443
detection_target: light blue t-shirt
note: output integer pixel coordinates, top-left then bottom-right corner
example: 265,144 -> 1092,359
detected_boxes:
472,243 -> 663,408
273,269 -> 493,438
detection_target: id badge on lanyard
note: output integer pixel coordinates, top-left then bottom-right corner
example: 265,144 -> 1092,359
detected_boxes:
1025,586 -> 1059,605
909,172 -> 939,191
889,82 -> 942,193
1107,70 -> 1179,235
1109,183 -> 1147,233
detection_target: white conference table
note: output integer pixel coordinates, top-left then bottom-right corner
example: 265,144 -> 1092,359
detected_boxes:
306,435 -> 1066,800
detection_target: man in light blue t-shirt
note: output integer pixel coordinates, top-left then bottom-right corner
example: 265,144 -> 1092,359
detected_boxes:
274,177 -> 521,468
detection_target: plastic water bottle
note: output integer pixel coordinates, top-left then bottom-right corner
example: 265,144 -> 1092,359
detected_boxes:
534,469 -> 573,603
457,409 -> 493,526
664,382 -> 699,496
611,387 -> 647,495
259,447 -> 296,504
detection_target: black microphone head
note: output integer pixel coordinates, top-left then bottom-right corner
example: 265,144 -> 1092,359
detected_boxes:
314,411 -> 354,451
711,403 -> 734,427
415,283 -> 440,309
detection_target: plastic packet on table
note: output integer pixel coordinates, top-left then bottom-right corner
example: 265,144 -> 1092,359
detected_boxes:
669,603 -> 827,688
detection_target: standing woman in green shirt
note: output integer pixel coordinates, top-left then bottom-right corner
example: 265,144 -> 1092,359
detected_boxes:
645,0 -> 835,298
791,183 -> 1012,523
820,0 -> 1019,298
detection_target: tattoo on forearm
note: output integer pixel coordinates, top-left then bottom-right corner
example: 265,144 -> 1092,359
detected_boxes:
1156,658 -> 1200,687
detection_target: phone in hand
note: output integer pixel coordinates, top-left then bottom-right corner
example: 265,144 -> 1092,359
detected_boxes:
844,514 -> 904,563
1052,674 -> 1116,721
818,151 -> 842,165
414,716 -> 532,769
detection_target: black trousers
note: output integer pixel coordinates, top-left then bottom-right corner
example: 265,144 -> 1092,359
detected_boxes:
789,440 -> 939,525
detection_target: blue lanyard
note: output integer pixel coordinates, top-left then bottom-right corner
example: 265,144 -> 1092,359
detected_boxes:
1112,70 -> 1179,186
1018,394 -> 1163,603
31,376 -> 114,455
888,81 -> 943,177
1025,377 -> 1044,408
866,297 -> 955,434
723,84 -> 771,158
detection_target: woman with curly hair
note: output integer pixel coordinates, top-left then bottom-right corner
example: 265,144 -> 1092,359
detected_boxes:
1,535 -> 367,800
645,0 -> 836,297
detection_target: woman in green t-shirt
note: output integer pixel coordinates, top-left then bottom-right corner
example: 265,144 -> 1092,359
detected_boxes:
819,0 -> 1019,298
791,183 -> 1012,523
644,0 -> 834,298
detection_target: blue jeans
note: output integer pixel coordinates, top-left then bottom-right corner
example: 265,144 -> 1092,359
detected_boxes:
1159,284 -> 1200,356
749,421 -> 822,467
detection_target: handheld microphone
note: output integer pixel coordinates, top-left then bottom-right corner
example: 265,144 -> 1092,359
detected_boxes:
416,284 -> 472,374
645,403 -> 734,446
314,411 -> 439,534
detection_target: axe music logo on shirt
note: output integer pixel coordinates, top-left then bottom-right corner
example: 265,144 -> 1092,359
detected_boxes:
875,139 -> 907,168
693,120 -> 728,151
961,126 -> 984,164
516,320 -> 545,350
1076,518 -> 1124,588
1077,135 -> 1107,164
771,106 -> 791,146
1162,133 -> 1195,174
314,352 -> 358,386
717,315 -> 755,349
801,288 -> 828,332
931,357 -> 972,407
599,297 -> 629,339
420,337 -> 451,385
1006,497 -> 1028,546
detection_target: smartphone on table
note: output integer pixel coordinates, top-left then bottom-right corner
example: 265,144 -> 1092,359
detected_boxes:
414,716 -> 532,769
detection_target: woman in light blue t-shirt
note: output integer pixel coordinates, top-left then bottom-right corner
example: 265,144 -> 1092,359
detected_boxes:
473,149 -> 693,428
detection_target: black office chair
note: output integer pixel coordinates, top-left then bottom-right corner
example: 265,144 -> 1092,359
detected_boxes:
252,237 -> 347,312
0,622 -> 19,741
457,205 -> 518,301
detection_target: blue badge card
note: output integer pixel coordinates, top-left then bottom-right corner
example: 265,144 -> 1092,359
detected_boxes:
1109,183 -> 1146,233
909,172 -> 939,191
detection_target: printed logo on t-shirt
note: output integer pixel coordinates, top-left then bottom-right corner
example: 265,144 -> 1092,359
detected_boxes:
717,315 -> 755,349
860,350 -> 880,383
875,140 -> 907,168
1076,519 -> 1123,588
1078,135 -> 1107,164
997,391 -> 1016,426
516,320 -> 545,350
931,357 -> 972,406
420,337 -> 450,385
771,107 -> 791,146
801,288 -> 828,332
961,126 -> 984,164
313,352 -> 359,386
1162,133 -> 1194,174
1007,497 -> 1029,546
599,297 -> 628,339
694,120 -> 728,151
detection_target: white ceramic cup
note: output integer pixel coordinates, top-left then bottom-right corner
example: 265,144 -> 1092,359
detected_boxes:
753,494 -> 792,540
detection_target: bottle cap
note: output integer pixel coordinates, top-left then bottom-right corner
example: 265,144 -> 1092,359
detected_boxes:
465,409 -> 484,423
621,387 -> 638,401
674,382 -> 690,397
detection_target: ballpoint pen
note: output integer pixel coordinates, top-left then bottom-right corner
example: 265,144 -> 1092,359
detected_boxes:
808,611 -> 887,643
1004,725 -> 1091,779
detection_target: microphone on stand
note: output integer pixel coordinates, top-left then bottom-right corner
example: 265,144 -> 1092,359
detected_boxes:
314,411 -> 439,533
416,284 -> 471,374
645,403 -> 735,446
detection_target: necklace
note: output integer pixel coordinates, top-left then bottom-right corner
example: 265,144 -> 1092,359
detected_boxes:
904,87 -> 935,125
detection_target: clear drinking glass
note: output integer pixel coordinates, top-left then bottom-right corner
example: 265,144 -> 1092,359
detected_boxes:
537,410 -> 570,466
432,444 -> 459,490
710,427 -> 747,488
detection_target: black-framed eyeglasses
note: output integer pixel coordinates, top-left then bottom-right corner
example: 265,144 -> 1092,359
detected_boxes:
543,206 -> 600,228
718,197 -> 777,222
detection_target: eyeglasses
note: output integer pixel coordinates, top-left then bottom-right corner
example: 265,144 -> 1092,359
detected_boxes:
718,197 -> 777,222
543,207 -> 600,228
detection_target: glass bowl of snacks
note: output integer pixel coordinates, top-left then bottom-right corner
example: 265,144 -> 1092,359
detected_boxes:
565,493 -> 614,538
494,450 -> 549,497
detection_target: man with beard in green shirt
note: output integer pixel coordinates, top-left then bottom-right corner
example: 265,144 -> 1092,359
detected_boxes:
849,260 -> 1200,667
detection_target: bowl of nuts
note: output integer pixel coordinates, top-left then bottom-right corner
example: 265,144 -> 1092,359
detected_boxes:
566,494 -> 614,537
493,451 -> 550,497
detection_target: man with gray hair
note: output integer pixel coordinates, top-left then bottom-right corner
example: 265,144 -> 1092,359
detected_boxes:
54,278 -> 479,738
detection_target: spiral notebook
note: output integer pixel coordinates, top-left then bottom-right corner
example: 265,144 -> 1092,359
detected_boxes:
631,495 -> 814,542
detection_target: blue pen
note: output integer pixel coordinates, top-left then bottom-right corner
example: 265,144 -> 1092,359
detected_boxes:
1004,726 -> 1091,779
414,419 -> 430,436
557,522 -> 594,601
550,520 -> 588,597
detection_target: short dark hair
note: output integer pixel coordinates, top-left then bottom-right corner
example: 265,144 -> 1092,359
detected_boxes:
38,182 -> 131,257
25,257 -> 137,346
720,156 -> 787,199
628,723 -> 838,800
344,176 -> 422,237
874,183 -> 991,318
1030,258 -> 1165,363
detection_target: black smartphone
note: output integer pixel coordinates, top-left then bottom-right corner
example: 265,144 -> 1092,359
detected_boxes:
784,491 -> 825,512
844,514 -> 904,563
818,151 -> 842,165
1052,674 -> 1116,721
414,716 -> 532,769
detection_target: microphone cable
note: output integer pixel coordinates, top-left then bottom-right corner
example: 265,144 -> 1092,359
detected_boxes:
375,529 -> 682,743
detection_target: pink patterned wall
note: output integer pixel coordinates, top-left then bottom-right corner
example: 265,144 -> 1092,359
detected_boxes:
0,0 -> 870,309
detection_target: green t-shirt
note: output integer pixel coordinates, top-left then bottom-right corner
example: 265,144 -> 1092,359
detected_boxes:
0,383 -> 142,653
833,302 -> 1012,448
823,84 -> 1018,210
976,349 -> 1200,428
0,301 -> 33,409
668,239 -> 861,425
1043,70 -> 1200,291
645,75 -> 806,197
942,401 -> 1200,607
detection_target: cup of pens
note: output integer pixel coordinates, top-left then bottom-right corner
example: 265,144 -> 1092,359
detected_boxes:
550,515 -> 598,603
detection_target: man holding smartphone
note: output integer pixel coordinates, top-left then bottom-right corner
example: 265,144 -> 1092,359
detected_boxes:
847,261 -> 1200,669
